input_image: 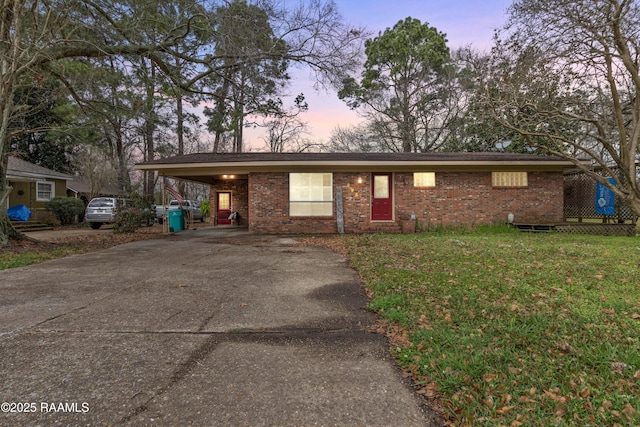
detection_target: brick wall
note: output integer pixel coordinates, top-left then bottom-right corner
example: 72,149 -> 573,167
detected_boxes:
249,172 -> 338,234
245,170 -> 564,234
394,172 -> 564,229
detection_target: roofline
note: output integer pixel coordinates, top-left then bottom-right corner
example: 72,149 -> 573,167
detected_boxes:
8,158 -> 74,180
136,159 -> 574,174
8,173 -> 71,181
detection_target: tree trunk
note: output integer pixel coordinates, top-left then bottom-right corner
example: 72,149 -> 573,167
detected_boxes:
113,121 -> 130,194
213,73 -> 231,153
144,60 -> 156,198
176,60 -> 186,196
627,195 -> 640,225
0,157 -> 15,244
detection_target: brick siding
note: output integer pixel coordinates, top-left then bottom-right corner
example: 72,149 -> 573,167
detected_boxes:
394,172 -> 563,229
232,171 -> 564,234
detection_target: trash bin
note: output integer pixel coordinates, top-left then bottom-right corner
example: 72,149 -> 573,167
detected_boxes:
168,209 -> 184,232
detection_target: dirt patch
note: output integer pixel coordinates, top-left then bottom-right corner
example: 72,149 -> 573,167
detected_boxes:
1,222 -> 212,257
299,235 -> 351,255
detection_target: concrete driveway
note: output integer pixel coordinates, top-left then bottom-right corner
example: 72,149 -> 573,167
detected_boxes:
0,227 -> 441,426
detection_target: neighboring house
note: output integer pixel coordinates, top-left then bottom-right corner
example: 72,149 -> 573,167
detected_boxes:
136,152 -> 576,234
7,156 -> 73,222
66,176 -> 122,204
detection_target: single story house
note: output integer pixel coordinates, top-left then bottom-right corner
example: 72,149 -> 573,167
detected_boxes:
7,156 -> 73,222
66,176 -> 122,203
136,152 -> 575,234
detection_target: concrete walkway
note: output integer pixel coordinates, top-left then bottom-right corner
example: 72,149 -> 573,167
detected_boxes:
0,227 -> 441,426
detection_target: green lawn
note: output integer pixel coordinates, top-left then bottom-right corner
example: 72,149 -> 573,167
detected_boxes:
0,245 -> 87,269
344,228 -> 640,426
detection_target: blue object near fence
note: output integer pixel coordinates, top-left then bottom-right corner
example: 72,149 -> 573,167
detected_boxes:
168,209 -> 184,232
8,204 -> 31,221
595,178 -> 616,216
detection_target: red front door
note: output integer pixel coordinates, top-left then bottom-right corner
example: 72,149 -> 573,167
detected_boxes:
371,173 -> 393,220
217,192 -> 232,225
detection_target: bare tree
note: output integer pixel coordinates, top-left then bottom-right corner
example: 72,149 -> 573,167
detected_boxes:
72,146 -> 118,201
478,0 -> 640,218
261,94 -> 316,152
326,123 -> 388,152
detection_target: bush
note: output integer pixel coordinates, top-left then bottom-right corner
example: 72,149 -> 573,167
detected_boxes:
113,193 -> 155,234
46,197 -> 86,225
199,199 -> 210,218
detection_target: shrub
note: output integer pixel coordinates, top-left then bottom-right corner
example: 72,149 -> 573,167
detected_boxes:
113,193 -> 155,234
199,199 -> 210,218
46,197 -> 86,225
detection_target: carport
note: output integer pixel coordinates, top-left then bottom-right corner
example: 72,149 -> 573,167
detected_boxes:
138,156 -> 250,228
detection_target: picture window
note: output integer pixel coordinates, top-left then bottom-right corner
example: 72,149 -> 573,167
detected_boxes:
289,173 -> 333,216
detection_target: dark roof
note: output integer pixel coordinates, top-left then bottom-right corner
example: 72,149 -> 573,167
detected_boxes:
7,156 -> 73,181
67,176 -> 122,196
139,151 -> 573,166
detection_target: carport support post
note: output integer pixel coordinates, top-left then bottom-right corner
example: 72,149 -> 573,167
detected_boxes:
162,178 -> 168,234
336,186 -> 344,234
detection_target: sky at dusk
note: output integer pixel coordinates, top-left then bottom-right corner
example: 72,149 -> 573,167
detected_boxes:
246,0 -> 514,150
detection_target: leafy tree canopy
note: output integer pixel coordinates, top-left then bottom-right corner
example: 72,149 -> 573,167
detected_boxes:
339,17 -> 453,152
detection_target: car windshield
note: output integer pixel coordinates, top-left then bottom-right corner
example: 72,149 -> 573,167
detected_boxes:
88,198 -> 114,208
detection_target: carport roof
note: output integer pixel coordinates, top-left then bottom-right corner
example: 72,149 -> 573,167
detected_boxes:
135,152 -> 576,185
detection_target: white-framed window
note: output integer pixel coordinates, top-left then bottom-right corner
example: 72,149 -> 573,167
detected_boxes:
289,173 -> 333,216
492,172 -> 528,187
414,172 -> 436,187
36,181 -> 55,201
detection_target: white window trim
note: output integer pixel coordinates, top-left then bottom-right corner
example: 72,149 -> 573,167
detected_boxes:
36,181 -> 55,201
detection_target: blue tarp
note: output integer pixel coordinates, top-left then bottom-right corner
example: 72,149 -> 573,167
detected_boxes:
8,204 -> 31,221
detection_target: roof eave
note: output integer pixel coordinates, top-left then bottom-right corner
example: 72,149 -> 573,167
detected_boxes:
136,159 -> 575,175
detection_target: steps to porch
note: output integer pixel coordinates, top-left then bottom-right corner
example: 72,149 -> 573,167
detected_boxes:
10,220 -> 55,232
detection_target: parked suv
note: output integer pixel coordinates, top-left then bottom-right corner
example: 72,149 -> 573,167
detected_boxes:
85,197 -> 129,229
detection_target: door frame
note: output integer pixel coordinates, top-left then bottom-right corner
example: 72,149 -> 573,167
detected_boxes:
371,172 -> 394,221
216,191 -> 232,225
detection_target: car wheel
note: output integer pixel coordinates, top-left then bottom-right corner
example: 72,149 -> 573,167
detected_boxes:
89,222 -> 102,229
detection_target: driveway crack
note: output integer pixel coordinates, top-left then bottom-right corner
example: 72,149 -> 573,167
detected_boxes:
120,334 -> 219,423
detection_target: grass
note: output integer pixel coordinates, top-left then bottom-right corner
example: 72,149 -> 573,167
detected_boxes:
343,228 -> 640,426
0,243 -> 93,269
1,249 -> 62,269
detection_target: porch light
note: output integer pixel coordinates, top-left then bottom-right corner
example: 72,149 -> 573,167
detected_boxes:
357,177 -> 363,184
